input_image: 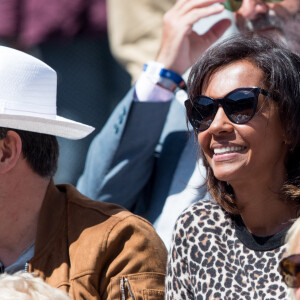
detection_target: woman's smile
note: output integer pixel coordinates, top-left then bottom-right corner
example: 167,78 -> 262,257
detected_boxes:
213,145 -> 246,155
212,144 -> 247,162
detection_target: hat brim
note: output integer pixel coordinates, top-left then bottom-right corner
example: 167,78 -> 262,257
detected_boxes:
0,114 -> 95,139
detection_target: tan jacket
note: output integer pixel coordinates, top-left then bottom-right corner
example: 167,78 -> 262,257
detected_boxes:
27,181 -> 167,299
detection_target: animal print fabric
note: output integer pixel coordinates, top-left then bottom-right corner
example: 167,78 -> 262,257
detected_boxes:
166,200 -> 288,299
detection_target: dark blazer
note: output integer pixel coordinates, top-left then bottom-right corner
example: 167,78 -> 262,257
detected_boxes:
77,88 -> 207,246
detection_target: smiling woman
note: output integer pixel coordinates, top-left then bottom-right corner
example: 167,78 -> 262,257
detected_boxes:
166,34 -> 300,299
197,60 -> 287,199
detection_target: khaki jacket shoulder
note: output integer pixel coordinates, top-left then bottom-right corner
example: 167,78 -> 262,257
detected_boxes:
28,181 -> 167,299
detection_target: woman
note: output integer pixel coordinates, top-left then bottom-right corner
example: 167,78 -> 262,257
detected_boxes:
166,34 -> 300,299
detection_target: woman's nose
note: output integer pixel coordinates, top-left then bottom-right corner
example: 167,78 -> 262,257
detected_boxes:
236,0 -> 269,20
208,106 -> 234,135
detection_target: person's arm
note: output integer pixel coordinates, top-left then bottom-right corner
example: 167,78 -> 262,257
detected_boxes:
77,87 -> 171,213
101,215 -> 167,299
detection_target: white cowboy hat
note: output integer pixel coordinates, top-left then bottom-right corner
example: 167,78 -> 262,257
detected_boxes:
0,46 -> 94,139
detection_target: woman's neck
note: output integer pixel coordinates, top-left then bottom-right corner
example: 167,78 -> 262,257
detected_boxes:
232,179 -> 297,236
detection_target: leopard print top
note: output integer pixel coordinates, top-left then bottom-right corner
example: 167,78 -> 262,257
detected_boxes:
166,199 -> 290,300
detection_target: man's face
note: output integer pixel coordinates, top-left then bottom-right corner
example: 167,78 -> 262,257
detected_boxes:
233,0 -> 300,52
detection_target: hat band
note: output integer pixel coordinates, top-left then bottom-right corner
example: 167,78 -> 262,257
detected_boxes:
0,99 -> 57,119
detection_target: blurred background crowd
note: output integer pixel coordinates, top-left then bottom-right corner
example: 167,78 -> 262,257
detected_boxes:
0,0 -> 130,185
0,0 -> 184,185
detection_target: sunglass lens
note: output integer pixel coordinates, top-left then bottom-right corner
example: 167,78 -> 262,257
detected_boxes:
222,0 -> 243,11
280,255 -> 300,288
223,0 -> 282,11
190,97 -> 215,131
265,0 -> 282,3
224,90 -> 256,124
284,273 -> 300,288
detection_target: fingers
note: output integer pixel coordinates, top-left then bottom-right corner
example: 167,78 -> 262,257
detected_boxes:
164,0 -> 226,37
188,19 -> 231,64
173,0 -> 226,16
203,19 -> 232,40
180,4 -> 226,32
156,1 -> 232,74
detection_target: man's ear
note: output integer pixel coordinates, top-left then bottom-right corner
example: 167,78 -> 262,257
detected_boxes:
0,131 -> 22,174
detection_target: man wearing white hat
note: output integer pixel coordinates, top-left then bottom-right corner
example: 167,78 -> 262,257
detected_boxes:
0,46 -> 167,299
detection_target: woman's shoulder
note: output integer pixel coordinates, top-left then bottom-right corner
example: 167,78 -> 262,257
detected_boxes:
175,198 -> 231,231
180,198 -> 225,217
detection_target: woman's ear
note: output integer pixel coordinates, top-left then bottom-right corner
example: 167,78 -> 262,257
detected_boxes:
0,131 -> 22,174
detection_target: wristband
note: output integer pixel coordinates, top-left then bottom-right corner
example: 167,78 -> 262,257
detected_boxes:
143,62 -> 186,92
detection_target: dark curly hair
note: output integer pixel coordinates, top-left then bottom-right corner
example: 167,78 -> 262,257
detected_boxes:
186,33 -> 300,214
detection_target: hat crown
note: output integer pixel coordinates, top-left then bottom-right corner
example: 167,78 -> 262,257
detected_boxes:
0,46 -> 94,139
0,47 -> 57,117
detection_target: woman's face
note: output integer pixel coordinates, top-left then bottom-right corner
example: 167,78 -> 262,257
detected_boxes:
197,60 -> 288,186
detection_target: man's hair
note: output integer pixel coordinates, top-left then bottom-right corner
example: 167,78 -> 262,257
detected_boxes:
0,128 -> 59,178
187,33 -> 300,214
0,272 -> 70,300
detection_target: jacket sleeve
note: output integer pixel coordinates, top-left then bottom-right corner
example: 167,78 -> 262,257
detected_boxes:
77,87 -> 170,213
100,214 -> 168,300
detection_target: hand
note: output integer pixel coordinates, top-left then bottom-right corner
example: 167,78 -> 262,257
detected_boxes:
156,0 -> 231,75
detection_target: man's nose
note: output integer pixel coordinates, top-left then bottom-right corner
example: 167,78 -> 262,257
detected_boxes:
237,0 -> 269,20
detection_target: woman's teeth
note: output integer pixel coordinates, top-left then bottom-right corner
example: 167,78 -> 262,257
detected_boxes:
214,146 -> 245,155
